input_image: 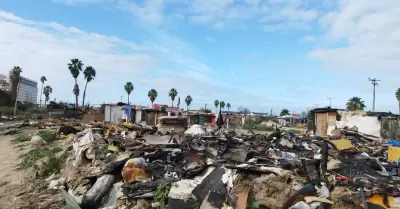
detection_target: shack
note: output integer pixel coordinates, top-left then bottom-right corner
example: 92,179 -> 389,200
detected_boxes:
183,111 -> 215,125
308,107 -> 342,137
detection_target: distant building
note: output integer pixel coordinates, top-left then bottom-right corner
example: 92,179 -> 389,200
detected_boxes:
0,74 -> 10,91
6,72 -> 38,104
17,76 -> 38,104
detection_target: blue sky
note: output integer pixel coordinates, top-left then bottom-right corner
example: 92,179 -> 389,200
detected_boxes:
1,0 -> 399,114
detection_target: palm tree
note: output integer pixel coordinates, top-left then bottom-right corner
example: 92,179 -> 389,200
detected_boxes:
177,97 -> 180,109
220,101 -> 225,111
346,97 -> 366,111
169,88 -> 178,107
43,85 -> 53,107
148,89 -> 158,106
39,76 -> 47,108
185,95 -> 193,111
68,59 -> 83,108
227,103 -> 231,112
124,82 -> 134,104
10,66 -> 22,102
396,88 -> 400,115
82,66 -> 96,107
214,100 -> 219,113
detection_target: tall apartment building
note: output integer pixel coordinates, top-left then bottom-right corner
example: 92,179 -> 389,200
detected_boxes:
3,72 -> 38,104
17,76 -> 38,104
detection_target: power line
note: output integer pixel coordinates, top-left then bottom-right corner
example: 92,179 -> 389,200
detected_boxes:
327,97 -> 335,107
368,77 -> 380,112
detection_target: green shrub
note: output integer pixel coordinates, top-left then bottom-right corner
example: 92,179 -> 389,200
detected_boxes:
38,131 -> 57,143
18,147 -> 62,169
0,106 -> 14,116
11,135 -> 30,143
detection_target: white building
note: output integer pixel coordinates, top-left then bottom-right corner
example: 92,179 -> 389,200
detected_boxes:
0,74 -> 10,91
17,76 -> 38,104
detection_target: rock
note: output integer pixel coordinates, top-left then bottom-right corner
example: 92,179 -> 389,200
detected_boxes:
127,131 -> 138,140
49,180 -> 60,189
151,202 -> 160,208
31,135 -> 46,146
46,174 -> 56,181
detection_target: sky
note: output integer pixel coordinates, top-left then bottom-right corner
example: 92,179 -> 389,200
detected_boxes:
0,0 -> 399,114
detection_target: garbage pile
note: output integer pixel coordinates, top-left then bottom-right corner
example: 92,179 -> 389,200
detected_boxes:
5,118 -> 400,209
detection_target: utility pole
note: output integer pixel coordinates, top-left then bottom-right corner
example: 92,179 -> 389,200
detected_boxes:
313,104 -> 319,108
120,96 -> 123,102
368,77 -> 380,112
327,97 -> 335,107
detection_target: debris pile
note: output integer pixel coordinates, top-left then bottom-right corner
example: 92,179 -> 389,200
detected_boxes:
3,116 -> 400,209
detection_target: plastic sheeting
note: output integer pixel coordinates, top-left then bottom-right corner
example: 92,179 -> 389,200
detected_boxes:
336,114 -> 381,138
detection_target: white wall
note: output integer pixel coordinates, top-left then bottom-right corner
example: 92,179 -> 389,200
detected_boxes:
336,114 -> 381,138
104,105 -> 124,123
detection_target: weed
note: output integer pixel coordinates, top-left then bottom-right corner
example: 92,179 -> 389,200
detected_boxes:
154,183 -> 171,209
246,200 -> 260,209
287,129 -> 302,134
38,151 -> 69,177
34,181 -> 49,192
17,147 -> 63,169
11,135 -> 30,143
37,131 -> 57,143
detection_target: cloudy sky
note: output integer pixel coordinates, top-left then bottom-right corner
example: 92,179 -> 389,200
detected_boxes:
1,0 -> 399,114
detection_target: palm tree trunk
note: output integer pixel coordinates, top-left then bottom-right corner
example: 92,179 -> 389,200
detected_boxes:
171,100 -> 173,107
40,83 -> 43,108
127,94 -> 130,104
82,82 -> 88,108
74,78 -> 78,108
187,105 -> 188,111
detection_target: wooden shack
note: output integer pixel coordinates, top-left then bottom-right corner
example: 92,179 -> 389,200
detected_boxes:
308,107 -> 342,137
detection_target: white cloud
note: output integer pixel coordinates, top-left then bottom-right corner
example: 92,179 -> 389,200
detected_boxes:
52,0 -> 322,31
299,35 -> 316,42
52,0 -> 104,5
116,0 -> 165,25
0,10 -> 276,111
305,0 -> 400,109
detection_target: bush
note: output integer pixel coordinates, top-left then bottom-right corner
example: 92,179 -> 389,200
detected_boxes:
17,147 -> 62,169
38,131 -> 57,143
11,135 -> 30,143
0,106 -> 14,116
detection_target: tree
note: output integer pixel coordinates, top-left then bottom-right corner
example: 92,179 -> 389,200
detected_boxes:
280,109 -> 290,116
43,85 -> 53,107
214,100 -> 219,112
39,76 -> 47,107
169,88 -> 178,107
346,97 -> 366,111
82,66 -> 96,108
396,88 -> 400,115
124,82 -> 134,104
10,66 -> 22,102
68,59 -> 83,108
238,106 -> 251,114
199,108 -> 212,113
227,103 -> 231,112
220,101 -> 225,111
148,89 -> 158,106
185,95 -> 193,111
177,97 -> 180,109
0,89 -> 12,106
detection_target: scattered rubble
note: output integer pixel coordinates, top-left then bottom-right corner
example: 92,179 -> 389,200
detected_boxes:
2,115 -> 400,209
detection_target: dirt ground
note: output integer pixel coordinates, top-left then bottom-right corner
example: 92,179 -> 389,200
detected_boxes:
0,131 -> 32,208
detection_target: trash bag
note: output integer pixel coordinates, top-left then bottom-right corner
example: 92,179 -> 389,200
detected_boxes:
81,174 -> 116,209
121,158 -> 151,184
